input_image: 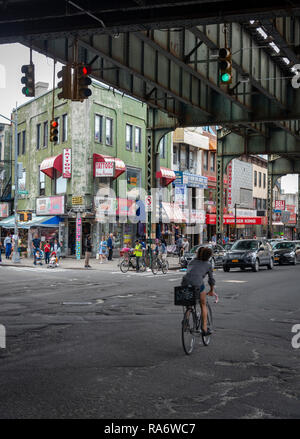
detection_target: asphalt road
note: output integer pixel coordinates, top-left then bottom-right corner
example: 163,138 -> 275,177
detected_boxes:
0,262 -> 299,419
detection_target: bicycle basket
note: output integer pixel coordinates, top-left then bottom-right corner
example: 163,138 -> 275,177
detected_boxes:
174,286 -> 197,306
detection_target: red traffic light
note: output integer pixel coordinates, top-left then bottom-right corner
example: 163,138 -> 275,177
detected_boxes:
51,120 -> 58,128
82,65 -> 92,75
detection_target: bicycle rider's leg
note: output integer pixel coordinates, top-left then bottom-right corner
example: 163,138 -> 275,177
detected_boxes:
200,291 -> 208,332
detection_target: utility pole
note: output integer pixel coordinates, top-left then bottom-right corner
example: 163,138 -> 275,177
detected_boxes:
0,108 -> 20,262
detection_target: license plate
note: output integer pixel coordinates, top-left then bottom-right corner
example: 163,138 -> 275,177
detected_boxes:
274,257 -> 279,261
232,259 -> 239,263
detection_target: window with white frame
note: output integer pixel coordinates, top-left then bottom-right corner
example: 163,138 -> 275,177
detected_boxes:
135,127 -> 142,153
95,114 -> 103,143
43,121 -> 48,148
126,124 -> 133,151
62,114 -> 68,143
105,117 -> 113,146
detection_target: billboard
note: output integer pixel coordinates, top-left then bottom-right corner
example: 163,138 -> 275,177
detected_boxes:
36,196 -> 65,215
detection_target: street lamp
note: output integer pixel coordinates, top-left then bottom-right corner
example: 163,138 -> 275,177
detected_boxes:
0,107 -> 20,263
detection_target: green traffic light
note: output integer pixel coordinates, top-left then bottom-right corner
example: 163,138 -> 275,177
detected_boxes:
221,73 -> 231,83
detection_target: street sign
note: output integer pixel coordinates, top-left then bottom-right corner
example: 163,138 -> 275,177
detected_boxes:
72,196 -> 84,205
18,190 -> 28,195
145,195 -> 153,212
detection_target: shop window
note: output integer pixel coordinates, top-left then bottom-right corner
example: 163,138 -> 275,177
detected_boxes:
106,117 -> 113,146
22,131 -> 26,154
43,121 -> 48,148
126,124 -> 133,151
62,114 -> 68,143
159,136 -> 166,159
55,174 -> 67,194
135,127 -> 142,153
95,114 -> 103,143
127,166 -> 141,198
203,150 -> 208,171
39,168 -> 45,196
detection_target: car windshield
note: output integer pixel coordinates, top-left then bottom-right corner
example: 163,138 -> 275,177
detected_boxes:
231,240 -> 258,251
273,242 -> 295,250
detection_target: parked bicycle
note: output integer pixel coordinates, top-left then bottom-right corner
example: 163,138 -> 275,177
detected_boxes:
151,255 -> 169,275
174,285 -> 214,355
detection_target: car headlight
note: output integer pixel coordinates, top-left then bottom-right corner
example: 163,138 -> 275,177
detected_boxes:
284,252 -> 295,257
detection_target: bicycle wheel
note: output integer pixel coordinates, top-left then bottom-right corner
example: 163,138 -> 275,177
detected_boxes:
151,260 -> 159,275
182,308 -> 196,355
120,260 -> 129,273
162,260 -> 169,274
200,302 -> 213,346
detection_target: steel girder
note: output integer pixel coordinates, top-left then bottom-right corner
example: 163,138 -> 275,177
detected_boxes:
2,1 -> 300,44
21,21 -> 300,131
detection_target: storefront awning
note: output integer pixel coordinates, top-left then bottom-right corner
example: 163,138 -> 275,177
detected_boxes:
40,154 -> 63,179
156,167 -> 176,186
0,214 -> 63,229
93,154 -> 126,179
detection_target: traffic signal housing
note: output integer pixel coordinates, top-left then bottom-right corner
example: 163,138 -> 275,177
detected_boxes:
57,65 -> 72,100
21,64 -> 35,97
50,119 -> 58,143
218,48 -> 232,84
75,64 -> 92,101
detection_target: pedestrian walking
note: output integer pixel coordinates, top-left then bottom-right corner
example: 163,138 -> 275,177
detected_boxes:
32,233 -> 41,265
4,233 -> 12,259
107,233 -> 114,261
182,237 -> 190,254
99,235 -> 108,263
84,234 -> 92,268
44,240 -> 51,264
176,235 -> 183,261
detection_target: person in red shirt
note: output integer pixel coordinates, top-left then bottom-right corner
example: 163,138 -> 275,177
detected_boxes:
44,240 -> 51,265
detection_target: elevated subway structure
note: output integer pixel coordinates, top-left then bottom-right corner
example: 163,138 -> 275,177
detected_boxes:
1,1 -> 300,239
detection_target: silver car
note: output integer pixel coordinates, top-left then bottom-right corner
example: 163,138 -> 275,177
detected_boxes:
223,239 -> 274,272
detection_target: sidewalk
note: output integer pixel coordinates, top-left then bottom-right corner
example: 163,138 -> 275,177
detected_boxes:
0,255 -> 181,271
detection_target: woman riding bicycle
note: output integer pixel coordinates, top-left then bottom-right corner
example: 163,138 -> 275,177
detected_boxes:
181,246 -> 216,336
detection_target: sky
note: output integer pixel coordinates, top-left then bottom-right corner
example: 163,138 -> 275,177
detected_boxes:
0,43 -> 298,194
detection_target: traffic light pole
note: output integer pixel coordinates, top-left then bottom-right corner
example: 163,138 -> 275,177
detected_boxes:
0,108 -> 20,262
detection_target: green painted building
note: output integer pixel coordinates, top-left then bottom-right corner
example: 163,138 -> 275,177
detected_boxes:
11,81 -> 172,256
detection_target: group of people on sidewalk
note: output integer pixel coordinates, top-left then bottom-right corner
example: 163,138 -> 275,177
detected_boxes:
32,234 -> 62,266
84,233 -> 115,268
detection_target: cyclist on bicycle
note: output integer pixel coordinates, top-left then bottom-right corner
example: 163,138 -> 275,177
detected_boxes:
181,246 -> 216,336
155,239 -> 167,262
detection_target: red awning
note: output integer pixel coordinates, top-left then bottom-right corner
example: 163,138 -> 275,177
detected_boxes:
93,154 -> 126,179
156,167 -> 176,186
40,154 -> 63,179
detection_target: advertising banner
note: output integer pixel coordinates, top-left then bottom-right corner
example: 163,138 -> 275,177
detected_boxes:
63,148 -> 72,178
36,196 -> 65,215
0,202 -> 9,218
95,160 -> 114,177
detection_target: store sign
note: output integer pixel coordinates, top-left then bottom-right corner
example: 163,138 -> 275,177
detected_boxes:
206,214 -> 263,225
0,202 -> 9,218
173,171 -> 207,188
95,160 -> 114,177
36,196 -> 65,215
63,148 -> 72,178
72,196 -> 84,205
274,200 -> 285,210
76,216 -> 82,260
227,162 -> 232,208
174,184 -> 187,206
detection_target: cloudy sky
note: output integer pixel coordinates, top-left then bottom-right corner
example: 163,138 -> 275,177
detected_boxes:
0,43 -> 298,194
